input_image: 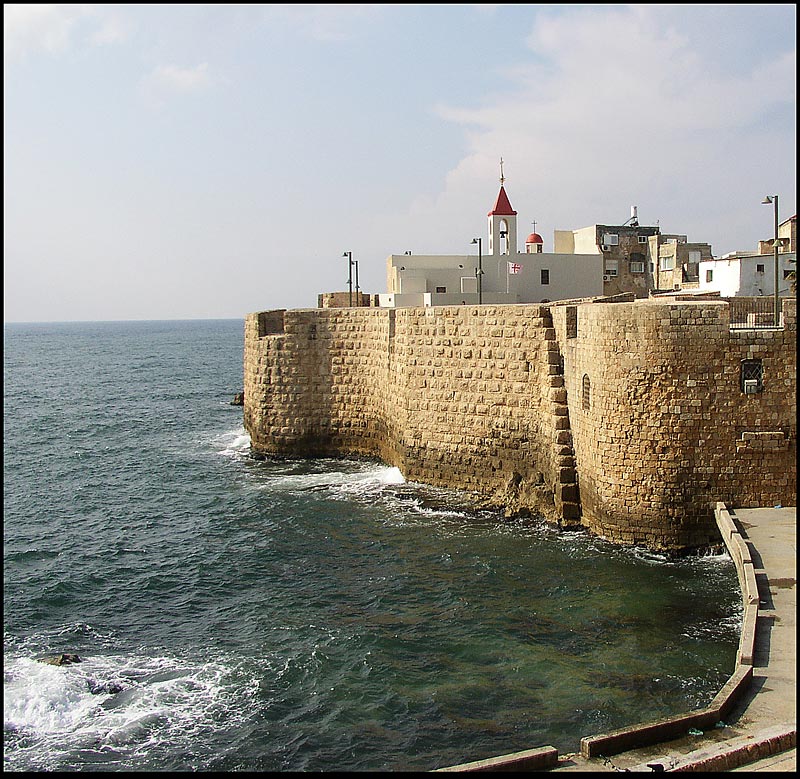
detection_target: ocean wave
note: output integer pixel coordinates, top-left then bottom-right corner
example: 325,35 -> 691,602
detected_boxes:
214,426 -> 251,458
3,649 -> 257,771
680,610 -> 743,642
250,461 -> 407,498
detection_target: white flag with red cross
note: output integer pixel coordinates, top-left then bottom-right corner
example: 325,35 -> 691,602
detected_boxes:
507,262 -> 522,274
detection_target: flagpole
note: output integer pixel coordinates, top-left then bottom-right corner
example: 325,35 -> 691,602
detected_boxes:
506,261 -> 510,294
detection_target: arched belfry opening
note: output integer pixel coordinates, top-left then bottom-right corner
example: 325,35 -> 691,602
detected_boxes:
488,158 -> 518,256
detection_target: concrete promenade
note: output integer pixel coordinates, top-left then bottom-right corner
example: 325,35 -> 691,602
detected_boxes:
437,506 -> 795,773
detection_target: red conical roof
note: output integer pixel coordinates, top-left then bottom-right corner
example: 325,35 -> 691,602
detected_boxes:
488,186 -> 517,216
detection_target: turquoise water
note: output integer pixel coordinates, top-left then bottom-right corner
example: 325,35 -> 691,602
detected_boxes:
3,320 -> 741,771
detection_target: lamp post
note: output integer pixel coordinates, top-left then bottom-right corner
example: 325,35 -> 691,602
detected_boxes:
353,259 -> 360,306
471,237 -> 482,304
343,251 -> 353,306
761,195 -> 779,326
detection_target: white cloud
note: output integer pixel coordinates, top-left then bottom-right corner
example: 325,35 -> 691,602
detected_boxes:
139,62 -> 214,107
91,14 -> 131,46
3,4 -> 129,64
4,4 -> 81,62
148,62 -> 212,92
258,4 -> 383,42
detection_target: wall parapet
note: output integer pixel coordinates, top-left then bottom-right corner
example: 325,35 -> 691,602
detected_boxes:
257,309 -> 286,336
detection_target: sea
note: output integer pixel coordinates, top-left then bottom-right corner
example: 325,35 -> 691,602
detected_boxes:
3,319 -> 742,772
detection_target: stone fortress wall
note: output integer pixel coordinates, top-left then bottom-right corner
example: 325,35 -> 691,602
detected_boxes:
243,297 -> 796,551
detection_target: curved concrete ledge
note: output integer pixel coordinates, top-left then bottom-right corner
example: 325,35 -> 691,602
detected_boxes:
715,502 -> 759,666
433,745 -> 558,772
577,502 -> 759,760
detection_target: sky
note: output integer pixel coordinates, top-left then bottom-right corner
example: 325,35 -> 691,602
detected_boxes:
3,3 -> 797,323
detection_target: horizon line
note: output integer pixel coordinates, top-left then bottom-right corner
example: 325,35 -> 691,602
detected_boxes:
3,316 -> 246,325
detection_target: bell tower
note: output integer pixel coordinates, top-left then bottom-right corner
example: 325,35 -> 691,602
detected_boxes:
488,158 -> 518,256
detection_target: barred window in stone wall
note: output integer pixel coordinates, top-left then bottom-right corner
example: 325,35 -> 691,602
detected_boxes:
582,374 -> 591,410
740,359 -> 763,394
566,306 -> 578,338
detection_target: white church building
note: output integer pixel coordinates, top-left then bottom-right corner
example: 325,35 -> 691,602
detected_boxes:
378,173 -> 603,308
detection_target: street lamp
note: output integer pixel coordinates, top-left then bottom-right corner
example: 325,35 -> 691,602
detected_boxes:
471,237 -> 482,304
353,259 -> 360,306
343,251 -> 353,306
761,195 -> 779,326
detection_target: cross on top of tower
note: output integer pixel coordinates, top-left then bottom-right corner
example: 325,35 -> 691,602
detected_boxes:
499,157 -> 505,185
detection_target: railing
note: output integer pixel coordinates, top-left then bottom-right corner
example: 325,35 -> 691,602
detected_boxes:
728,297 -> 782,329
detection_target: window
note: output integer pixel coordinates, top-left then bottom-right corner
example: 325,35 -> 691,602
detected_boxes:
566,306 -> 577,338
638,235 -> 648,244
604,260 -> 618,277
541,269 -> 550,285
740,359 -> 763,394
582,375 -> 590,410
435,286 -> 447,293
630,253 -> 645,273
659,256 -> 675,271
756,264 -> 765,274
602,233 -> 619,245
706,269 -> 714,282
688,251 -> 701,263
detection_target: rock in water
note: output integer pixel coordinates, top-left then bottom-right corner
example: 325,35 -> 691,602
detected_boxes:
37,653 -> 82,666
230,391 -> 244,406
88,678 -> 125,695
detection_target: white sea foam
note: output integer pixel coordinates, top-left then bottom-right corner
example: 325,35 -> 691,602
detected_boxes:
260,463 -> 407,497
681,609 -> 743,641
215,426 -> 251,457
411,504 -> 470,520
630,546 -> 670,564
376,466 -> 405,485
3,650 -> 256,771
4,658 -> 102,734
335,465 -> 406,493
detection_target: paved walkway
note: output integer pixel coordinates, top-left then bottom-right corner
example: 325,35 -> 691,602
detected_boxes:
722,507 -> 796,772
731,508 -> 796,727
551,506 -> 796,773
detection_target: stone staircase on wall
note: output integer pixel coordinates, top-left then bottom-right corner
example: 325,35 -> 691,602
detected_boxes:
542,307 -> 582,527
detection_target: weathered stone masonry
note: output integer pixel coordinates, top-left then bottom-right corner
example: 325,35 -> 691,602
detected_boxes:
244,298 -> 796,551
